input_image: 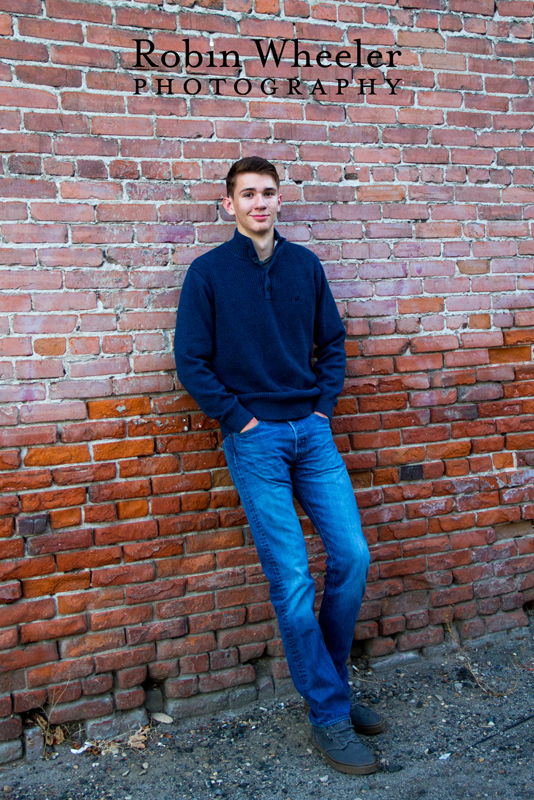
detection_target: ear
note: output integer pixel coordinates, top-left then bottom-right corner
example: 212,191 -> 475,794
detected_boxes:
222,195 -> 235,216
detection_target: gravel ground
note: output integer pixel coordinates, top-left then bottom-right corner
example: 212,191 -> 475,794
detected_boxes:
1,621 -> 533,800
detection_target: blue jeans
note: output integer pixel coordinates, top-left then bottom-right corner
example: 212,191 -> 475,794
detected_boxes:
222,411 -> 371,727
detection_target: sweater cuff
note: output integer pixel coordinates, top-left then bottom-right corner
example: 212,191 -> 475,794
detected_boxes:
313,397 -> 335,420
224,405 -> 255,434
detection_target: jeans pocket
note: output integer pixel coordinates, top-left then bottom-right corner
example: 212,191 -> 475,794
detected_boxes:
234,419 -> 264,437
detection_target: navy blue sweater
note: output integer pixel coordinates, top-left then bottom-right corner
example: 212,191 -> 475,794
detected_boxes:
174,227 -> 347,440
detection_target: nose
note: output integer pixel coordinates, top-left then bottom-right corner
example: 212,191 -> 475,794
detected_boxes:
254,193 -> 267,208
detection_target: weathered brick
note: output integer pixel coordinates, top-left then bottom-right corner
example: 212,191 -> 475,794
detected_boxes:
47,695 -> 113,724
198,664 -> 255,693
94,645 -> 156,673
27,656 -> 92,688
0,716 -> 22,742
12,689 -> 47,714
114,687 -> 145,711
20,615 -> 87,644
397,626 -> 444,651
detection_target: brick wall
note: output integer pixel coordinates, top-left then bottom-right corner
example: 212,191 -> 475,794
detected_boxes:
1,0 -> 534,762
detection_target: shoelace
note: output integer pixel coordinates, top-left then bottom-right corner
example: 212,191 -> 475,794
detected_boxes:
326,721 -> 359,749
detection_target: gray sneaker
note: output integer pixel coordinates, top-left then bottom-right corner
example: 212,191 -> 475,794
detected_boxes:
311,719 -> 378,775
350,696 -> 387,735
304,698 -> 386,736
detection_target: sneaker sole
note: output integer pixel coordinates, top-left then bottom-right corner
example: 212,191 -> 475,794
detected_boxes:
304,702 -> 387,736
311,737 -> 378,776
356,718 -> 387,735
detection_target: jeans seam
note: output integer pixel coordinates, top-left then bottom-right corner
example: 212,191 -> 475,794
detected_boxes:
225,436 -> 309,688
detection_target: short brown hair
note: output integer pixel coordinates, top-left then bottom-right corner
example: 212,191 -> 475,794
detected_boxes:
225,156 -> 280,199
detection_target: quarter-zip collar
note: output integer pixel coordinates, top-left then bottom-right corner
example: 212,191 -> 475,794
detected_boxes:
226,226 -> 286,264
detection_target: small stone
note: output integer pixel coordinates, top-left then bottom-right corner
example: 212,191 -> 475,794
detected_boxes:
3,787 -> 12,794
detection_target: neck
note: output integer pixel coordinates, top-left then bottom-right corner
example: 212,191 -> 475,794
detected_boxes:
236,224 -> 275,260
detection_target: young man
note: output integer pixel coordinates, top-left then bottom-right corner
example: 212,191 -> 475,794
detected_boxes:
174,156 -> 386,775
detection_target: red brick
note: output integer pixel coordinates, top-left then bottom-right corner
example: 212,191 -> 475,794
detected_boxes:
48,681 -> 82,705
59,630 -> 125,658
156,594 -> 214,621
0,556 -> 55,583
12,689 -> 47,713
430,585 -> 474,606
478,597 -> 502,615
20,486 -> 85,512
48,695 -> 113,724
378,556 -> 427,578
26,656 -> 92,688
148,659 -> 179,681
82,674 -> 113,696
216,584 -> 270,608
397,626 -> 444,651
157,633 -> 216,661
189,609 -> 247,635
485,609 -> 529,632
94,520 -> 158,546
20,615 -> 87,644
0,582 -> 21,603
22,572 -> 90,598
378,616 -> 406,635
0,598 -> 55,629
459,618 -> 486,639
364,637 -> 396,657
404,609 -> 429,629
165,677 -> 198,698
114,687 -> 145,711
90,606 -> 152,632
354,621 -> 379,640
123,537 -> 184,563
157,553 -> 216,578
168,642 -> 203,672
0,716 -> 22,742
56,546 -> 121,573
93,438 -> 154,461
27,528 -> 92,556
126,619 -> 187,646
198,664 -> 255,693
217,622 -> 274,649
94,645 -> 156,673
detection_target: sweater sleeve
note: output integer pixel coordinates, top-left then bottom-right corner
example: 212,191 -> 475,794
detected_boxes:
311,260 -> 347,419
173,266 -> 255,433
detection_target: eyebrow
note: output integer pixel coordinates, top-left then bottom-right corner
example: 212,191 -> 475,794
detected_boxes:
239,187 -> 276,193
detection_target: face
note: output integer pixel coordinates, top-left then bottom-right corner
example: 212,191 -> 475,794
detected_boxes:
223,172 -> 282,238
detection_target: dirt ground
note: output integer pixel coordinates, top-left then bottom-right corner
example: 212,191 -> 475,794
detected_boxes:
1,619 -> 533,800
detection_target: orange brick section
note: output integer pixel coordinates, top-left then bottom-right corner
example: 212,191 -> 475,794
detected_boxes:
0,0 -> 533,749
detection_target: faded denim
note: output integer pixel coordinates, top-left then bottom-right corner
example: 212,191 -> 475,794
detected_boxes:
222,412 -> 371,727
